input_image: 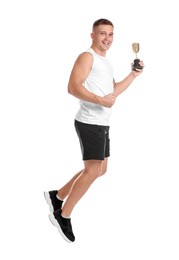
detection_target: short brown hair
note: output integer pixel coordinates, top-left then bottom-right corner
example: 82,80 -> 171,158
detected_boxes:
92,18 -> 114,30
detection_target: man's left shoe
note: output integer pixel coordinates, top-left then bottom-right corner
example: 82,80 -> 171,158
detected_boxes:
49,209 -> 75,243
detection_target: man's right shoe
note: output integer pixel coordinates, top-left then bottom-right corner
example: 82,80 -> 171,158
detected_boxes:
44,190 -> 63,212
49,209 -> 75,243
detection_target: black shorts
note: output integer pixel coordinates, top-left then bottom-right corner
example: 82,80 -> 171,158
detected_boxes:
74,120 -> 110,161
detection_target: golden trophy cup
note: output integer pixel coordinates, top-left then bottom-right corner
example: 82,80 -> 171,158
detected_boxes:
132,43 -> 143,71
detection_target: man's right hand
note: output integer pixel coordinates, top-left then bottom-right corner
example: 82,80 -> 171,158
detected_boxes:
98,93 -> 116,108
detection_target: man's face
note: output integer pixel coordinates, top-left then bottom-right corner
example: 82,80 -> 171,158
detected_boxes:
91,24 -> 114,52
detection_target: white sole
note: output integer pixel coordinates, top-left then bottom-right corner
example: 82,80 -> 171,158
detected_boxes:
44,191 -> 53,212
48,213 -> 72,243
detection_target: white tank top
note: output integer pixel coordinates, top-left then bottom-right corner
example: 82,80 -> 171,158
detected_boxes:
75,48 -> 114,126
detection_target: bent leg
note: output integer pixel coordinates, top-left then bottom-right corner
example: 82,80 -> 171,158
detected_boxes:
61,160 -> 103,218
57,158 -> 108,200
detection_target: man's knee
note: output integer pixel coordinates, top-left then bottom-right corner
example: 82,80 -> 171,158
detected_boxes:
84,160 -> 103,179
100,167 -> 107,176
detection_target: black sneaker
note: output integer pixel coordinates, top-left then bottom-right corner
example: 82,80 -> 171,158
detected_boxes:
44,190 -> 63,212
49,209 -> 75,243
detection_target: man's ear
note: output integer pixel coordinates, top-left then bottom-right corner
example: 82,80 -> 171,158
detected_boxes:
90,32 -> 94,39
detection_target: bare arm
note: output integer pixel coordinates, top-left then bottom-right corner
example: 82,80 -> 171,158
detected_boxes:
68,52 -> 115,108
113,61 -> 144,97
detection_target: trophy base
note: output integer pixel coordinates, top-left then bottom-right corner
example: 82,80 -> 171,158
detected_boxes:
132,58 -> 143,71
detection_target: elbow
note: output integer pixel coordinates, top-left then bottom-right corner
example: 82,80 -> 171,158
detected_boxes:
68,83 -> 79,97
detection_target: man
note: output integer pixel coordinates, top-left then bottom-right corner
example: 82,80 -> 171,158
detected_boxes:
44,18 -> 144,243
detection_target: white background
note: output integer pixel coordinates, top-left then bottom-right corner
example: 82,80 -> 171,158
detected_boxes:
0,0 -> 179,259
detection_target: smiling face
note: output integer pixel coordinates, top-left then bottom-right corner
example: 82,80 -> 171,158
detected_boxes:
90,24 -> 114,56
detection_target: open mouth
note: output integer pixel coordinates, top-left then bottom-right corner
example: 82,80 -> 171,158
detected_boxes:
102,41 -> 110,47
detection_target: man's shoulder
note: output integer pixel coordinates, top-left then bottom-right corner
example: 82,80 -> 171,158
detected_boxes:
80,49 -> 93,57
77,51 -> 94,64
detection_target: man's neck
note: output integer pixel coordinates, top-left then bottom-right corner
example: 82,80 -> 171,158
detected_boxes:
90,46 -> 106,57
